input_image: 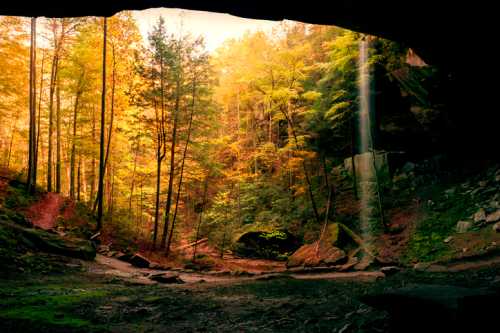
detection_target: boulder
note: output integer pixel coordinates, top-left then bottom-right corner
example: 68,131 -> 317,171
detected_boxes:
149,272 -> 184,284
493,222 -> 500,233
116,252 -> 133,262
129,253 -> 151,268
486,210 -> 500,223
286,241 -> 346,268
234,230 -> 301,260
456,221 -> 472,233
473,208 -> 486,223
0,220 -> 95,260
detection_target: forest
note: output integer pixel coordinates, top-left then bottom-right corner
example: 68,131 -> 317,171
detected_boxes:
1,10 -> 499,333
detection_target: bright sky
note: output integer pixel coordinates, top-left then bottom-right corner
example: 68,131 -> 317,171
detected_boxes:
131,8 -> 281,53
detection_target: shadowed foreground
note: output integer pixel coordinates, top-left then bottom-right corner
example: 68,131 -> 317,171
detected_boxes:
1,260 -> 499,333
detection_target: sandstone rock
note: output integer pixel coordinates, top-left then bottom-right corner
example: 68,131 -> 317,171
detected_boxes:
129,253 -> 151,268
486,210 -> 500,223
493,222 -> 500,233
286,241 -> 346,268
149,272 -> 184,284
116,252 -> 133,262
380,266 -> 400,276
456,221 -> 472,233
413,262 -> 431,271
473,208 -> 486,223
97,244 -> 110,254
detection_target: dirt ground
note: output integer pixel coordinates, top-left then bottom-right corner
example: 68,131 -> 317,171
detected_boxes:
1,254 -> 499,333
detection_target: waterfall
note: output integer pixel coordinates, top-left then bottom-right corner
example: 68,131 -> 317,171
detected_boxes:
357,38 -> 377,239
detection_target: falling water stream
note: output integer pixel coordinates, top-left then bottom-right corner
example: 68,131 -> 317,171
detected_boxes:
357,38 -> 378,241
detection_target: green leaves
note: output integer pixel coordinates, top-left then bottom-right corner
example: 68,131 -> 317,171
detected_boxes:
324,101 -> 351,123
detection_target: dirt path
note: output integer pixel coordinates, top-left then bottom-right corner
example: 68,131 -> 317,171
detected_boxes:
26,193 -> 63,230
91,254 -> 385,286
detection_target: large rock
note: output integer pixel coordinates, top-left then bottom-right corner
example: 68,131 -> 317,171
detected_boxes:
456,221 -> 472,233
129,253 -> 151,268
0,220 -> 95,260
234,230 -> 301,260
473,208 -> 486,223
286,241 -> 346,268
486,210 -> 500,223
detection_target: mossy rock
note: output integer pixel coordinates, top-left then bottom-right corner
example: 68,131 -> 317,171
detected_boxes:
234,230 -> 301,260
0,221 -> 95,261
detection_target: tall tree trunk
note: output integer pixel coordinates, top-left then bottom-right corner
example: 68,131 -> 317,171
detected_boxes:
109,164 -> 115,222
160,68 -> 180,250
152,56 -> 166,250
103,43 -> 116,176
90,107 -> 96,205
96,17 -> 107,231
70,83 -> 81,199
192,176 -> 209,262
55,74 -> 61,192
77,154 -> 81,201
47,51 -> 58,192
34,50 -> 46,188
27,17 -> 37,193
166,77 -> 196,255
128,136 -> 140,219
47,20 -> 62,193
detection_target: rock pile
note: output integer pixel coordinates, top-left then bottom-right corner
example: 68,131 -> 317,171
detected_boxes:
452,166 -> 500,234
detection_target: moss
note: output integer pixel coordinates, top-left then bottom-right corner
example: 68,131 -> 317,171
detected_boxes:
403,187 -> 477,263
4,183 -> 36,210
0,286 -> 108,333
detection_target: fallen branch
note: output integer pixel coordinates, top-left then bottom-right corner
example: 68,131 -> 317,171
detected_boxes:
174,238 -> 208,251
338,222 -> 376,258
